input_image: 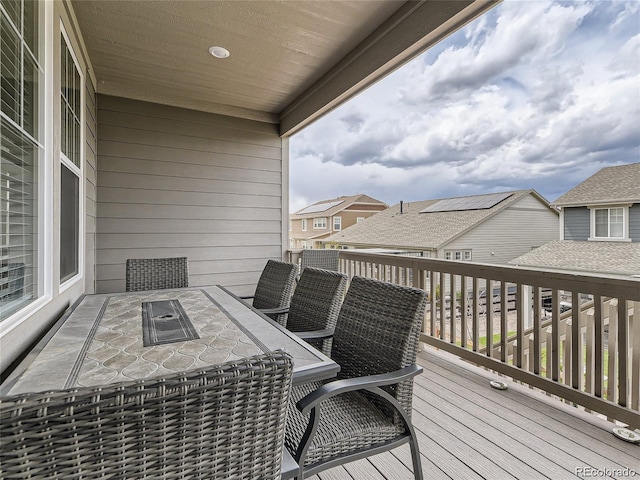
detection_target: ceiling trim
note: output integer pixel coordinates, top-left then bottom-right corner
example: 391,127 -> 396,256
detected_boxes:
96,83 -> 280,125
279,0 -> 500,137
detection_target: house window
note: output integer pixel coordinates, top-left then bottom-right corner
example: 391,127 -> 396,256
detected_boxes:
445,250 -> 472,261
356,217 -> 365,223
301,219 -> 307,231
593,207 -> 625,239
1,0 -> 43,320
59,30 -> 82,284
333,216 -> 341,231
313,217 -> 327,229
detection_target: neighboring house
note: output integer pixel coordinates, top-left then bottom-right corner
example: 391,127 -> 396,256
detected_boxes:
511,163 -> 640,276
290,194 -> 388,249
326,190 -> 559,265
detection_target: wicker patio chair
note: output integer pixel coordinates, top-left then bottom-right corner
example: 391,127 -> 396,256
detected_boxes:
264,267 -> 347,354
241,259 -> 297,326
285,276 -> 427,479
125,256 -> 189,292
0,351 -> 293,480
300,249 -> 340,273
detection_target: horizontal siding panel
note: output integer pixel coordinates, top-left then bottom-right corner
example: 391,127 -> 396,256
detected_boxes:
98,156 -> 281,184
97,187 -> 281,209
97,233 -> 282,249
564,207 -> 590,241
97,257 -> 270,282
96,270 -> 262,295
97,245 -> 282,266
98,139 -> 281,172
99,95 -> 279,136
99,110 -> 281,148
97,204 -> 282,221
97,218 -> 280,235
97,171 -> 280,196
99,124 -> 281,160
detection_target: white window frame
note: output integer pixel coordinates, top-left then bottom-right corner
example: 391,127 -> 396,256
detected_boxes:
0,0 -> 52,327
313,217 -> 327,229
588,205 -> 630,242
356,217 -> 365,223
333,216 -> 342,231
301,219 -> 307,232
59,23 -> 84,292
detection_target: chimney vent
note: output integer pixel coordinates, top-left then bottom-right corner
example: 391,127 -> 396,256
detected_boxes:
400,201 -> 404,214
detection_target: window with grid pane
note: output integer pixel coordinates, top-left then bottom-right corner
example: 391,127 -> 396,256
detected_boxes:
60,32 -> 81,283
594,207 -> 624,239
1,0 -> 42,321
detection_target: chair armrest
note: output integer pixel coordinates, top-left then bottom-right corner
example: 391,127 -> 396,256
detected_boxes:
259,306 -> 290,315
294,328 -> 334,341
297,364 -> 422,414
238,295 -> 254,300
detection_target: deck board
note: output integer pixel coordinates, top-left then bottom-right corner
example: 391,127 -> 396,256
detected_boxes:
303,347 -> 639,479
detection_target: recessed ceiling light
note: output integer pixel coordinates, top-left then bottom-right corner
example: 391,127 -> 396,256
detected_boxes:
209,46 -> 230,59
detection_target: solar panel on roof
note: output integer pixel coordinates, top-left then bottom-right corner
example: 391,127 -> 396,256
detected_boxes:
297,200 -> 344,215
420,192 -> 513,213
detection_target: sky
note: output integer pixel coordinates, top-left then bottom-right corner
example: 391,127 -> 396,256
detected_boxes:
289,0 -> 640,213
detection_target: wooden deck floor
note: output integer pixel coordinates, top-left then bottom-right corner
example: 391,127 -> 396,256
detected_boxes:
308,347 -> 639,480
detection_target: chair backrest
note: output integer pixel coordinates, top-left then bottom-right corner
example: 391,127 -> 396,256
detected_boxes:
285,267 -> 347,352
1,351 -> 293,480
252,260 -> 298,325
300,249 -> 340,272
125,257 -> 189,292
331,276 -> 427,417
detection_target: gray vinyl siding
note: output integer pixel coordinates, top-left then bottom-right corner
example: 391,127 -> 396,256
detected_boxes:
630,204 -> 640,242
95,95 -> 283,294
563,207 -> 590,240
85,74 -> 97,293
441,194 -> 559,265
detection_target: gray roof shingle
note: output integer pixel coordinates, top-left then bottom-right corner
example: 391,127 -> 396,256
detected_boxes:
327,190 -> 549,249
510,240 -> 640,276
552,162 -> 640,206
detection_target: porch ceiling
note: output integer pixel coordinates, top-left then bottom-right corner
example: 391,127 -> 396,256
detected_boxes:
71,0 -> 496,135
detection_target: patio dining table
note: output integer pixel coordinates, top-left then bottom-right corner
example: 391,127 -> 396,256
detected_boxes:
1,285 -> 339,396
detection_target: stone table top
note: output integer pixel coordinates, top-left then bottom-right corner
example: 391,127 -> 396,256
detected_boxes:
3,286 -> 338,395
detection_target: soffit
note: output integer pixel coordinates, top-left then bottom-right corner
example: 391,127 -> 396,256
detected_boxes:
71,0 -> 404,123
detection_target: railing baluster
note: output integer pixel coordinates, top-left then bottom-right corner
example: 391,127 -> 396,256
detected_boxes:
472,277 -> 479,352
450,273 -> 456,344
594,296 -> 603,399
515,283 -> 524,369
430,271 -> 437,338
565,319 -> 572,390
500,282 -> 507,363
571,291 -> 581,391
632,301 -> 640,411
533,285 -> 541,375
607,299 -> 618,404
619,299 -> 629,408
461,275 -> 468,349
551,290 -> 560,382
585,307 -> 594,397
439,271 -> 445,340
486,279 -> 493,358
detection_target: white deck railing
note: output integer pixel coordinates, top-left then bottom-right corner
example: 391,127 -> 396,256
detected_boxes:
288,249 -> 640,428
